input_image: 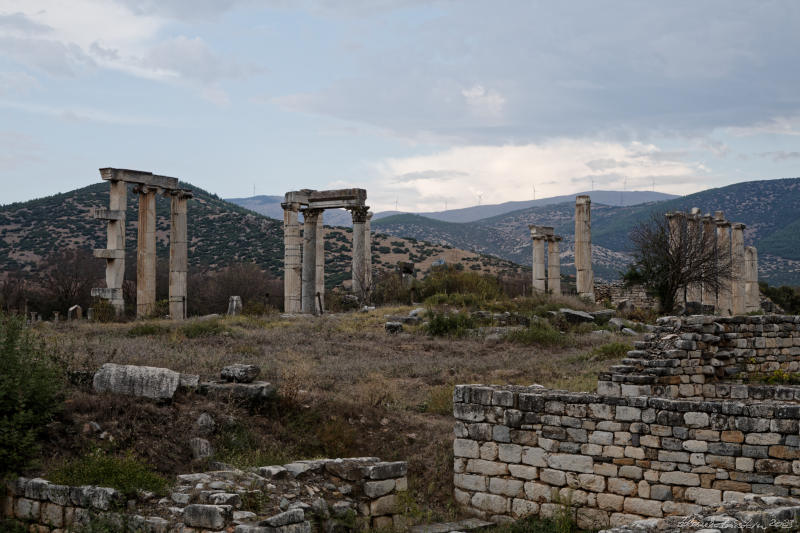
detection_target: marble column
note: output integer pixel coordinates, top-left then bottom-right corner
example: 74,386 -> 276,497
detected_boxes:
530,226 -> 546,293
350,206 -> 369,302
282,203 -> 302,313
731,223 -> 746,315
686,209 -> 702,304
575,195 -> 594,301
716,219 -> 732,316
169,192 -> 189,320
136,186 -> 157,318
700,214 -> 716,310
548,236 -> 562,296
301,209 -> 321,314
315,210 -> 325,312
745,246 -> 759,313
365,211 -> 373,293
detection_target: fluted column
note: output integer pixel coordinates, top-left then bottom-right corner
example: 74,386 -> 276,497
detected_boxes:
301,209 -> 321,314
530,225 -> 546,293
169,191 -> 190,319
136,186 -> 157,318
315,210 -> 325,312
700,214 -> 716,309
282,202 -> 302,313
745,246 -> 759,313
716,219 -> 732,316
365,211 -> 373,292
575,195 -> 594,301
548,236 -> 562,296
731,223 -> 746,315
686,209 -> 702,304
350,206 -> 369,301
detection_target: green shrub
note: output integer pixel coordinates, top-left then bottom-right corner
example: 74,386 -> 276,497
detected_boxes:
213,422 -> 290,468
49,450 -> 168,498
91,300 -> 118,323
0,313 -> 63,477
424,292 -> 482,308
423,385 -> 454,415
180,318 -> 229,338
126,322 -> 169,337
424,311 -> 475,337
506,321 -> 573,348
417,265 -> 503,303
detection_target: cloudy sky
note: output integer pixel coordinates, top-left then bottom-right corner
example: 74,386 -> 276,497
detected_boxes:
1,0 -> 799,211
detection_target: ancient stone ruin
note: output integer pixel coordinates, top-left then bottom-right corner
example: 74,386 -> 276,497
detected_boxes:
529,225 -> 562,295
575,195 -> 594,302
90,168 -> 192,319
453,314 -> 800,530
282,189 -> 371,314
666,209 -> 759,316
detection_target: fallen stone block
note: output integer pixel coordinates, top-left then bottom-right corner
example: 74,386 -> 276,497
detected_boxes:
93,363 -> 180,400
221,364 -> 261,383
560,309 -> 595,323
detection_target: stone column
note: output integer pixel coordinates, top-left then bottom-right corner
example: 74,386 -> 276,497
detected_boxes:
574,195 -> 594,301
530,226 -> 546,293
169,192 -> 190,320
315,210 -> 325,312
745,246 -> 759,313
97,179 -> 128,316
686,209 -> 702,304
282,203 -> 302,313
716,219 -> 732,316
301,209 -> 321,314
365,211 -> 373,293
700,214 -> 716,310
136,186 -> 157,318
731,223 -> 746,315
350,206 -> 369,302
548,236 -> 562,296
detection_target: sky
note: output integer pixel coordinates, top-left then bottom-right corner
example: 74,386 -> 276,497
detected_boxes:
1,0 -> 799,212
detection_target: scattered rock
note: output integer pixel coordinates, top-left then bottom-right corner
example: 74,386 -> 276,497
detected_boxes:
409,307 -> 425,317
221,364 -> 261,384
559,308 -> 595,323
621,327 -> 638,336
589,309 -> 616,324
183,504 -> 232,529
189,438 -> 214,460
93,363 -> 181,400
385,322 -> 403,334
616,299 -> 635,314
195,413 -> 216,435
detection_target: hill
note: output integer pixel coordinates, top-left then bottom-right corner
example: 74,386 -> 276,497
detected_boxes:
225,190 -> 677,226
0,182 -> 524,289
374,178 -> 800,286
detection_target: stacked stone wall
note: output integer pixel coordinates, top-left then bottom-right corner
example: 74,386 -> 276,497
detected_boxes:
594,281 -> 656,310
453,384 -> 800,530
599,315 -> 800,400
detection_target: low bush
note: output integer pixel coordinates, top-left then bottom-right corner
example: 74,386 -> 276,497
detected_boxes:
506,321 -> 573,348
0,313 -> 63,477
49,450 -> 169,498
213,422 -> 290,469
180,318 -> 229,338
424,311 -> 475,337
126,322 -> 169,337
417,265 -> 503,303
423,385 -> 454,415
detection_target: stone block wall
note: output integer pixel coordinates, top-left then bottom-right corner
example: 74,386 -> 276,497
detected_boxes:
599,315 -> 800,400
452,384 -> 800,530
594,281 -> 656,310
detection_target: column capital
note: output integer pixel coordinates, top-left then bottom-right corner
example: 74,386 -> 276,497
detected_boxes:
133,184 -> 158,195
348,206 -> 369,223
366,211 -> 374,221
732,222 -> 746,230
716,220 -> 731,228
281,201 -> 301,211
302,208 -> 323,221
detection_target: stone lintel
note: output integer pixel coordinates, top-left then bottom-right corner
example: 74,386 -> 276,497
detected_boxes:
90,208 -> 125,220
93,249 -> 125,259
284,190 -> 312,205
309,188 -> 367,203
529,225 -> 554,238
91,287 -> 123,299
99,168 -> 179,190
307,198 -> 366,209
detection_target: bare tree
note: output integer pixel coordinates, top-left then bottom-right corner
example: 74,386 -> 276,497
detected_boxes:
623,213 -> 731,313
41,249 -> 104,315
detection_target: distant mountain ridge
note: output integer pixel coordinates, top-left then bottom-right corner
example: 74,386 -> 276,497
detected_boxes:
225,190 -> 678,226
373,178 -> 800,286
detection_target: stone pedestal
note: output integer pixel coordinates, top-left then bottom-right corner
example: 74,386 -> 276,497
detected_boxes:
136,187 -> 157,318
282,203 -> 302,313
574,196 -> 594,301
350,206 -> 369,302
731,223 -> 746,315
169,192 -> 190,319
548,236 -> 562,296
302,209 -> 321,314
716,220 -> 732,316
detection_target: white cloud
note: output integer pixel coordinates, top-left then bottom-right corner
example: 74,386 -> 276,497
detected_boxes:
369,140 -> 703,211
461,84 -> 506,120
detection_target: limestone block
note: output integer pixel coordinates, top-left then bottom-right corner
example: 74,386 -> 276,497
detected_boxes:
479,442 -> 498,460
607,478 -> 637,496
682,440 -> 708,453
523,482 -> 554,502
488,478 -> 523,497
508,465 -> 538,480
41,502 -> 64,527
539,469 -> 567,486
578,474 -> 605,492
220,364 -> 261,383
498,444 -> 522,463
189,437 -> 213,460
597,493 -> 624,511
466,459 -> 508,476
546,453 -> 594,473
610,513 -> 647,527
521,447 -> 548,467
615,406 -> 642,421
511,498 -> 538,518
93,363 -> 180,400
454,439 -> 480,459
364,479 -> 395,498
183,504 -> 232,529
589,431 -> 614,445
684,412 -> 710,428
685,487 -> 722,506
454,474 -> 487,492
745,433 -> 782,445
470,492 -> 508,514
15,498 -> 40,521
623,497 -> 663,517
660,471 -> 701,486
576,507 -> 610,530
369,494 -> 397,516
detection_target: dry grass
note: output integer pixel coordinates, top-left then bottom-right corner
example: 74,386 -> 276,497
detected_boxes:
33,302 -> 634,521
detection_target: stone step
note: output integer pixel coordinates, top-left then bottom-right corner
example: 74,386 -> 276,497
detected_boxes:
409,518 -> 494,533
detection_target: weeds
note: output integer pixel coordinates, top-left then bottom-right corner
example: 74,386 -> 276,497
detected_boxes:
49,449 -> 169,498
506,321 -> 573,348
422,385 -> 454,415
179,318 -> 230,338
572,341 -> 632,363
213,422 -> 290,468
126,322 -> 169,337
424,311 -> 475,337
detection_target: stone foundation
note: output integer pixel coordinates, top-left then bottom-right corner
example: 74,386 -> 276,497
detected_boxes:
594,281 -> 656,310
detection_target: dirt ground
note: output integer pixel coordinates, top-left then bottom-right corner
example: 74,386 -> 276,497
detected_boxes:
32,305 -> 633,522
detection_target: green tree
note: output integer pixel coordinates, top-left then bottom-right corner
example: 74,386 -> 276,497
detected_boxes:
0,314 -> 63,476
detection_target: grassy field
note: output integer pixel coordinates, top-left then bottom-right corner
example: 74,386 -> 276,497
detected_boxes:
29,297 -> 634,524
